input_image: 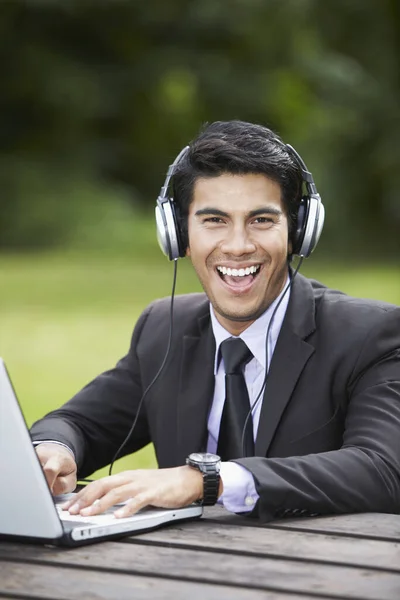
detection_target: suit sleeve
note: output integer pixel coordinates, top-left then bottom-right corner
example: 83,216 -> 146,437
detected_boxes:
30,304 -> 154,477
235,307 -> 400,522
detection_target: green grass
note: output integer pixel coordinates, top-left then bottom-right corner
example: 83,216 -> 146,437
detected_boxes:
1,247 -> 399,479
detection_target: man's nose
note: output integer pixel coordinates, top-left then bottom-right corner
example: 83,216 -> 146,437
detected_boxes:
220,226 -> 256,255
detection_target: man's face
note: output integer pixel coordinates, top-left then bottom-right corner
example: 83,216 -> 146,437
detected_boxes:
186,173 -> 291,335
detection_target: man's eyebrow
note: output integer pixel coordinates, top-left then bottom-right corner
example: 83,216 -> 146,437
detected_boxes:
248,207 -> 282,218
194,208 -> 229,218
194,206 -> 282,218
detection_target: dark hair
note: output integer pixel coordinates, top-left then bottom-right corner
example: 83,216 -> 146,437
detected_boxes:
172,120 -> 303,249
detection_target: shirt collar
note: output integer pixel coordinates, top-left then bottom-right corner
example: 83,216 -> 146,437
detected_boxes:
210,274 -> 291,374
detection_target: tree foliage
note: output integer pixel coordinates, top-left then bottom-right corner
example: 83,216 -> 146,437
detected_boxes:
1,0 -> 399,255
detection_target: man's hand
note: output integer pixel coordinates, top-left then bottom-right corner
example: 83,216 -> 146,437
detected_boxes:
35,443 -> 77,495
62,467 -> 204,518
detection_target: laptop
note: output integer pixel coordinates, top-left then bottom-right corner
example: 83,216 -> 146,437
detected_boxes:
0,358 -> 202,546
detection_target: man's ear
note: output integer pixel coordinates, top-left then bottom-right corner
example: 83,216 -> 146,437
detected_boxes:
185,245 -> 191,257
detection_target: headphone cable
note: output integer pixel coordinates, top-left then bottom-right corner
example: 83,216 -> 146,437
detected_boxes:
108,258 -> 179,476
241,257 -> 304,457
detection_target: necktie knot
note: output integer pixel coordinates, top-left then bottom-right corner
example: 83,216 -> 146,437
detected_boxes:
220,337 -> 252,375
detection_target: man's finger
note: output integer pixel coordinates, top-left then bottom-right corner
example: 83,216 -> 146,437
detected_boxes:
79,482 -> 137,516
37,445 -> 77,494
52,474 -> 77,496
66,475 -> 124,513
42,455 -> 65,490
114,492 -> 151,518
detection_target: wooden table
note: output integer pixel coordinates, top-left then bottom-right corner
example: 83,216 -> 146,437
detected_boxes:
1,506 -> 400,599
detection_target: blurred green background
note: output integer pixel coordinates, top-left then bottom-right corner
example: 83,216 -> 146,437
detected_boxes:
1,0 -> 399,476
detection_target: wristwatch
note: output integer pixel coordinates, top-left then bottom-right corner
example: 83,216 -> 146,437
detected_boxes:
186,452 -> 221,506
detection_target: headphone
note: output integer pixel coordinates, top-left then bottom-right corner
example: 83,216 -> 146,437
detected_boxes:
155,140 -> 325,260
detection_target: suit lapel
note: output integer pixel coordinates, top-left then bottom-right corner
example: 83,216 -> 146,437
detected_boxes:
176,308 -> 215,464
255,274 -> 317,456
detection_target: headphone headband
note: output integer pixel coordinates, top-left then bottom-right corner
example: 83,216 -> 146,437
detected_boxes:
284,143 -> 318,196
159,145 -> 190,200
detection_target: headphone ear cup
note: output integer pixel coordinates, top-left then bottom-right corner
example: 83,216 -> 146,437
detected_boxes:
155,197 -> 184,260
294,194 -> 324,258
155,202 -> 170,258
155,145 -> 190,260
173,202 -> 188,254
292,197 -> 307,256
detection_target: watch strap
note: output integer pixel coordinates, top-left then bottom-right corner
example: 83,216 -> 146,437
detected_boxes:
201,463 -> 220,506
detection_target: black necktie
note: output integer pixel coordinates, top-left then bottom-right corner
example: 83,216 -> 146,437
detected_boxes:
217,337 -> 255,460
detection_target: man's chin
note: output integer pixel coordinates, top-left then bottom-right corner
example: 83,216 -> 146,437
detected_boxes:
213,305 -> 264,324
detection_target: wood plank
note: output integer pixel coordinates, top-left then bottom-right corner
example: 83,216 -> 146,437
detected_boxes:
1,541 -> 400,600
203,506 -> 400,541
269,513 -> 400,541
129,520 -> 400,571
0,562 -> 304,600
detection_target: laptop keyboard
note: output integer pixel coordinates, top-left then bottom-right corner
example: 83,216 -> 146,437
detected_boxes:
55,500 -> 172,531
57,505 -> 121,528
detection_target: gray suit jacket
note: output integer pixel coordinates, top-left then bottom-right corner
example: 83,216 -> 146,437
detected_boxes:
31,274 -> 400,521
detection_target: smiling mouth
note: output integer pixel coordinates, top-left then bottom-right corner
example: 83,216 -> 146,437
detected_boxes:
216,264 -> 261,288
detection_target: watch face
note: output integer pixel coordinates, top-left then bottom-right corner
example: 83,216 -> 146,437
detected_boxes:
189,453 -> 220,464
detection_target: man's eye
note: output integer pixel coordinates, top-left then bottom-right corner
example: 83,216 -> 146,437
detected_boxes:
204,217 -> 224,224
254,217 -> 274,224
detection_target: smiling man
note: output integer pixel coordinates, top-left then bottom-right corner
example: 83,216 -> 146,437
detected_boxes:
31,121 -> 400,521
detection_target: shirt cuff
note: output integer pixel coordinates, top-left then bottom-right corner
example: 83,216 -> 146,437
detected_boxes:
218,461 -> 259,513
33,440 -> 75,459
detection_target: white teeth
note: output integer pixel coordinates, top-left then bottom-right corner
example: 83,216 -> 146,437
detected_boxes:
217,265 -> 260,277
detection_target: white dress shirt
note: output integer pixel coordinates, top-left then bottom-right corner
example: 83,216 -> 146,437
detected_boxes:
208,276 -> 291,513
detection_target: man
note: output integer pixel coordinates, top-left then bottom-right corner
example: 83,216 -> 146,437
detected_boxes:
31,120 -> 400,522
